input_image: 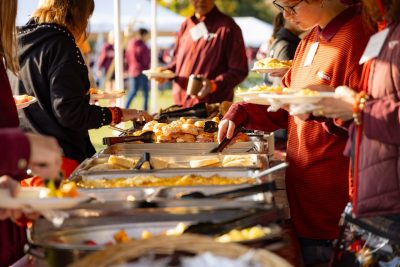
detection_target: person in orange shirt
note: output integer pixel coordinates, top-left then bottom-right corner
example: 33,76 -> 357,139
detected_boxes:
218,0 -> 372,266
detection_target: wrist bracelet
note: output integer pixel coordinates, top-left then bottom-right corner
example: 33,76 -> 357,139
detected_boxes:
108,107 -> 122,125
352,91 -> 369,125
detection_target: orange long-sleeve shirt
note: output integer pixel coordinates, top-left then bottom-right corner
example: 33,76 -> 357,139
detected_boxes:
225,6 -> 372,240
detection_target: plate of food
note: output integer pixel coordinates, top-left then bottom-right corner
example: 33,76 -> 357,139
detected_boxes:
236,85 -> 292,97
0,182 -> 89,211
143,68 -> 176,79
251,58 -> 292,73
14,94 -> 37,109
89,88 -> 125,100
260,89 -> 335,104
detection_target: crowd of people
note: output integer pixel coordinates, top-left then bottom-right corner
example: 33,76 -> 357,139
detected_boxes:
0,0 -> 399,266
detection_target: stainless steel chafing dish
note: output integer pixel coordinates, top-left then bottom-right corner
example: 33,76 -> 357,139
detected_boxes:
71,153 -> 269,176
69,167 -> 276,202
27,200 -> 282,267
98,134 -> 273,157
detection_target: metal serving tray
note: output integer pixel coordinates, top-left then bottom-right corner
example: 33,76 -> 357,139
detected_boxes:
71,153 -> 269,176
98,136 -> 271,156
70,168 -> 275,202
27,203 -> 281,267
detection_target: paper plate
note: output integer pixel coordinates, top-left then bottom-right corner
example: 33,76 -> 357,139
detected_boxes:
90,91 -> 125,100
251,67 -> 289,74
259,92 -> 335,104
14,96 -> 37,109
0,188 -> 90,211
142,70 -> 176,79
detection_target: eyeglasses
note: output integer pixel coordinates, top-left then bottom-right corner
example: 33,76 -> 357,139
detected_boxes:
273,0 -> 304,15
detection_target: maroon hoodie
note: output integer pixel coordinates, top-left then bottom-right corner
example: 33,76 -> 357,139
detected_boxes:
0,62 -> 30,266
345,23 -> 400,217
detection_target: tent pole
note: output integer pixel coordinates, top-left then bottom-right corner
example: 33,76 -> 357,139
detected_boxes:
150,0 -> 159,113
114,0 -> 124,105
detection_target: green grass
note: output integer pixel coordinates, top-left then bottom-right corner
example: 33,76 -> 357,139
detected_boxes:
89,73 -> 263,152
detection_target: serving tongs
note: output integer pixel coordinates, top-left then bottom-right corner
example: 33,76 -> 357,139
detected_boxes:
134,152 -> 154,170
209,124 -> 244,153
178,162 -> 288,199
158,102 -> 208,118
102,131 -> 154,146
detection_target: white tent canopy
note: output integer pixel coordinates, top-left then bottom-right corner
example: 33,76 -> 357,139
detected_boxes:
16,0 -> 185,34
89,0 -> 184,34
17,1 -> 272,48
234,17 -> 273,48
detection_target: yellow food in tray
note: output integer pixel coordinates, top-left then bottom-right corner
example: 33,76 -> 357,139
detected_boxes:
76,174 -> 256,188
216,225 -> 272,243
254,58 -> 292,69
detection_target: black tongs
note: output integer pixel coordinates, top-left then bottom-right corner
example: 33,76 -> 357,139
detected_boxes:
134,152 -> 154,170
209,124 -> 244,153
102,131 -> 154,146
159,102 -> 208,118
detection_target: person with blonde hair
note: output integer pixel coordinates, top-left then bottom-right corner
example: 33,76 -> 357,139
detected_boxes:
15,0 -> 152,176
0,0 -> 64,265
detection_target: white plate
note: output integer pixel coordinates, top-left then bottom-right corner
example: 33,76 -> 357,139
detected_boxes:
242,96 -> 270,105
90,91 -> 125,100
236,91 -> 263,97
14,96 -> 37,109
142,70 -> 176,79
251,67 -> 289,74
236,92 -> 270,105
0,187 -> 90,211
259,92 -> 335,104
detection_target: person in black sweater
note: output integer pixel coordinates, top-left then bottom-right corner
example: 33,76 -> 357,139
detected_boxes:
15,0 -> 152,173
263,12 -> 303,86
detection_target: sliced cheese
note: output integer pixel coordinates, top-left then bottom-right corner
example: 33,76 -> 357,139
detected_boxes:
108,155 -> 136,169
189,157 -> 220,168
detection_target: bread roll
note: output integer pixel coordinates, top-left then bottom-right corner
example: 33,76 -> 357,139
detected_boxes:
181,123 -> 198,135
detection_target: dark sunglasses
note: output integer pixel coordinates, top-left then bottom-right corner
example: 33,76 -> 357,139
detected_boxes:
272,0 -> 304,15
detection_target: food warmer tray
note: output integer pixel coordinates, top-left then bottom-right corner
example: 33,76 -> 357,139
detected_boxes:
98,137 -> 271,156
27,202 -> 282,267
69,168 -> 275,202
71,153 -> 269,177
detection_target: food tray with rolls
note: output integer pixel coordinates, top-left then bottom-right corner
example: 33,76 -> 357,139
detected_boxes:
68,167 -> 275,202
98,136 -> 270,156
70,153 -> 269,177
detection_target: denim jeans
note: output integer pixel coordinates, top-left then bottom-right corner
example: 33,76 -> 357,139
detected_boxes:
125,74 -> 149,111
299,238 -> 334,266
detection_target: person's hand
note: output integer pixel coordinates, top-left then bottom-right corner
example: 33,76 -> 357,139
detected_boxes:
218,119 -> 236,143
197,78 -> 212,99
312,86 -> 356,120
268,68 -> 289,77
0,176 -> 39,221
121,109 -> 153,122
26,133 -> 62,180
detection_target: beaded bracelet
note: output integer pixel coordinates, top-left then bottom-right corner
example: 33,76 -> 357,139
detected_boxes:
108,107 -> 122,125
352,91 -> 369,125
